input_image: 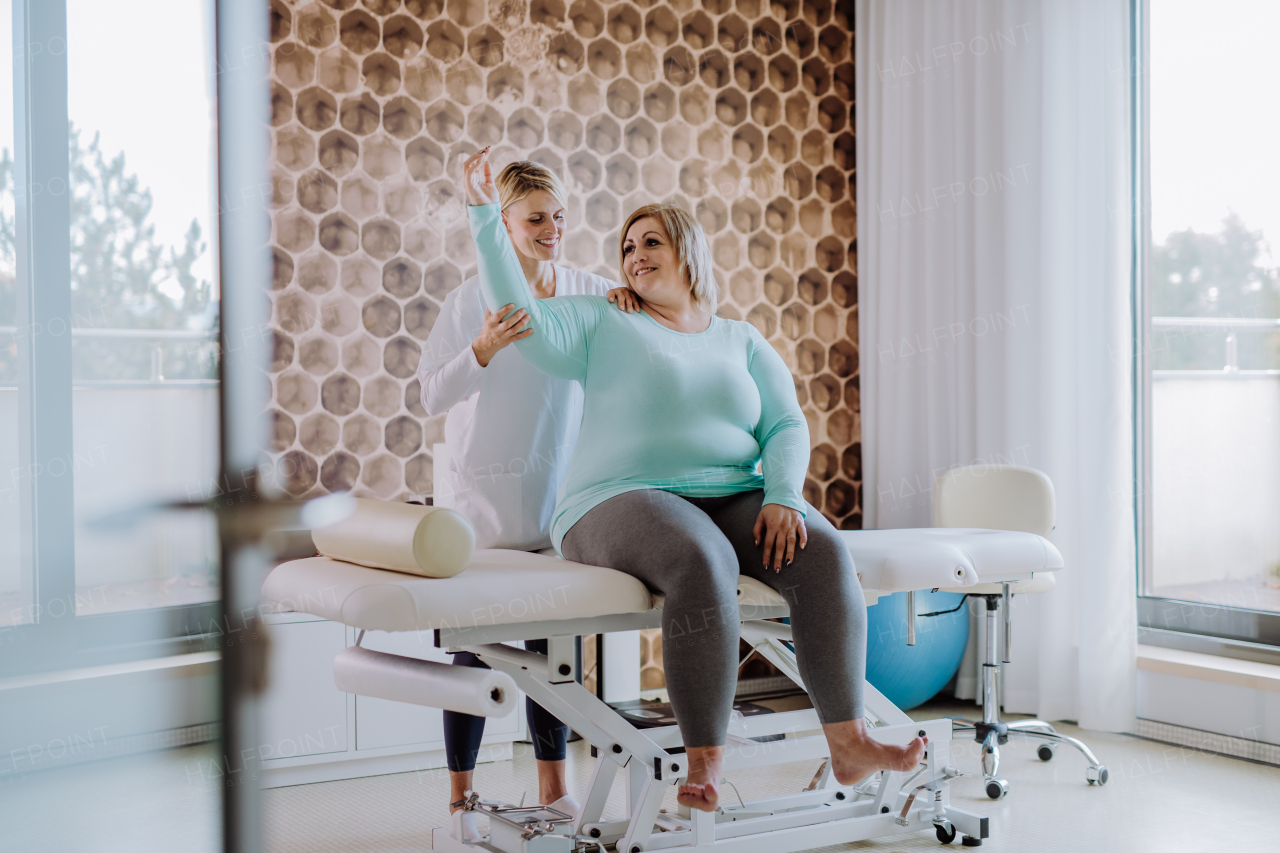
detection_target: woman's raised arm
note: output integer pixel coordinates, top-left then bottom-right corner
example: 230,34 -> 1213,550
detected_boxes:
463,148 -> 601,382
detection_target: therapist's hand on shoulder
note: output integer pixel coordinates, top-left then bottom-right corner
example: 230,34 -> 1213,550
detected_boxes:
472,305 -> 532,367
462,147 -> 499,207
607,287 -> 641,313
753,503 -> 808,572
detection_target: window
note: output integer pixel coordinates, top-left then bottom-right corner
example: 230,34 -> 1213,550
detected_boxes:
0,0 -> 22,624
1137,0 -> 1280,645
65,0 -> 219,617
1,0 -> 221,675
0,4 -> 282,845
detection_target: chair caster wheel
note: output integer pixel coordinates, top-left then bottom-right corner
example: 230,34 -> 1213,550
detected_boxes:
934,820 -> 957,844
984,778 -> 1008,800
1036,743 -> 1055,761
1086,765 -> 1109,786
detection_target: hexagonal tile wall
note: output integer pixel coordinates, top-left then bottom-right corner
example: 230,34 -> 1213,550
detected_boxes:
267,0 -> 860,540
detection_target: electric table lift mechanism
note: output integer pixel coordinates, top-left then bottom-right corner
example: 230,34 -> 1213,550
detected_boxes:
263,527 -> 1102,852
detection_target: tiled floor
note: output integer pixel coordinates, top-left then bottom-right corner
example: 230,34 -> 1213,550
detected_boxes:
259,699 -> 1280,853
4,700 -> 1278,852
0,743 -> 220,852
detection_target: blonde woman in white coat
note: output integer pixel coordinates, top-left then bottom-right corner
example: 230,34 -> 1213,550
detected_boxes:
416,161 -> 637,841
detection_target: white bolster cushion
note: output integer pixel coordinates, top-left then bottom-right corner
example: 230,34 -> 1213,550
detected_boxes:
311,498 -> 476,577
333,646 -> 516,717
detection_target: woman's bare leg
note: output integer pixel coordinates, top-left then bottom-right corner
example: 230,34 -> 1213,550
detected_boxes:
451,761 -> 568,814
678,726 -> 922,812
678,745 -> 724,811
449,769 -> 473,812
537,759 -> 570,805
823,719 -> 927,785
560,491 -> 743,808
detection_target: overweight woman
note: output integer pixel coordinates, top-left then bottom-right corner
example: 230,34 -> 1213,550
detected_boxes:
418,160 -> 635,839
463,148 -> 924,812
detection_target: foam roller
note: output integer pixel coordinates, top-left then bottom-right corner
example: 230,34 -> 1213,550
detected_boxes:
311,497 -> 475,577
333,646 -> 516,717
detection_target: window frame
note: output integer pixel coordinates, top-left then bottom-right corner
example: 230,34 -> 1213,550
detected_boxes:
1132,0 -> 1280,650
1,0 -> 219,680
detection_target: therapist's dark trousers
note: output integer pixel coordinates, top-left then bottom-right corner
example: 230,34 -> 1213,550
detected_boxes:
561,488 -> 866,749
444,638 -> 569,772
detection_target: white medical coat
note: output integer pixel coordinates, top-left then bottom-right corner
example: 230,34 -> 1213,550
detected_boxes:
417,266 -> 618,550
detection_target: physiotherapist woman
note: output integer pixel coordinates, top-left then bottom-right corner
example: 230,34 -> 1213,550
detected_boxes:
416,161 -> 636,840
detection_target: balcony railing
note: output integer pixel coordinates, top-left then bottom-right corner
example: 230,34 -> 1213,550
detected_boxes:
1152,316 -> 1280,378
0,326 -> 219,387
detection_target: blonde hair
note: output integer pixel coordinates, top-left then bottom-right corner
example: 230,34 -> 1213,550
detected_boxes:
619,204 -> 719,314
495,160 -> 569,213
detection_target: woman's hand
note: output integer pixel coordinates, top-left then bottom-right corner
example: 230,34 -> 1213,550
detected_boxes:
471,304 -> 531,367
461,146 -> 500,207
606,287 -> 641,313
752,504 -> 808,572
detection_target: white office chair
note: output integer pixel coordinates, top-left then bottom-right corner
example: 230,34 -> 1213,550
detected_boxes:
933,464 -> 1108,798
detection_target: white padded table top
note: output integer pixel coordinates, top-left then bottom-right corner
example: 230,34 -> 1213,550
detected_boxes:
262,549 -> 652,633
262,528 -> 1063,633
839,528 -> 1062,594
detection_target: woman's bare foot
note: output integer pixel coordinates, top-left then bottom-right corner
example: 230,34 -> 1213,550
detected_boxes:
823,719 -> 927,786
677,745 -> 724,812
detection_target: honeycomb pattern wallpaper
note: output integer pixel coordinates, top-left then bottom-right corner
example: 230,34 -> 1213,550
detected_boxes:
266,0 -> 861,538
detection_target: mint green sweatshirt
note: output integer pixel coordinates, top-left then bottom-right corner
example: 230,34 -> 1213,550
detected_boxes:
469,203 -> 809,549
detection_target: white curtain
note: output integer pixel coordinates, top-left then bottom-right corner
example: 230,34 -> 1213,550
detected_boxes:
856,0 -> 1136,732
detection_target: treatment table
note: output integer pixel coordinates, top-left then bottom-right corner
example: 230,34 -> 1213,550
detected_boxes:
263,527 -> 1066,851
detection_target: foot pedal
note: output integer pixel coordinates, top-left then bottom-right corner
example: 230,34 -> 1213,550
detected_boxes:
450,791 -> 579,853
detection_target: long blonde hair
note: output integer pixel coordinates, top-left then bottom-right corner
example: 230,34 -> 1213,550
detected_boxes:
495,160 -> 569,212
619,204 -> 719,314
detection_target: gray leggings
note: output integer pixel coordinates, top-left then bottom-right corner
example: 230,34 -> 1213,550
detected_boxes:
560,489 -> 866,748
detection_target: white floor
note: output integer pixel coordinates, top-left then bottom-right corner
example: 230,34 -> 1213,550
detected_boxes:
259,703 -> 1280,853
0,740 -> 220,852
3,703 -> 1279,852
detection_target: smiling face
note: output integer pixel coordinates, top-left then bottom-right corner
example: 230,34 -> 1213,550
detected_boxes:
502,189 -> 566,262
621,216 -> 691,307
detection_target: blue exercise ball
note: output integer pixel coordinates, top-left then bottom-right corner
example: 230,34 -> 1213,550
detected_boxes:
865,590 -> 970,711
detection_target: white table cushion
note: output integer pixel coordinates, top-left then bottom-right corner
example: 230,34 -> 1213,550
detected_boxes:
839,529 -> 1062,594
262,529 -> 1063,633
695,529 -> 1062,612
261,551 -> 654,633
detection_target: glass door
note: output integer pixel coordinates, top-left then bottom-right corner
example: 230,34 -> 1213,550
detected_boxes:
1138,0 -> 1280,645
64,0 -> 221,624
1,1 -> 273,850
0,0 -> 23,622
